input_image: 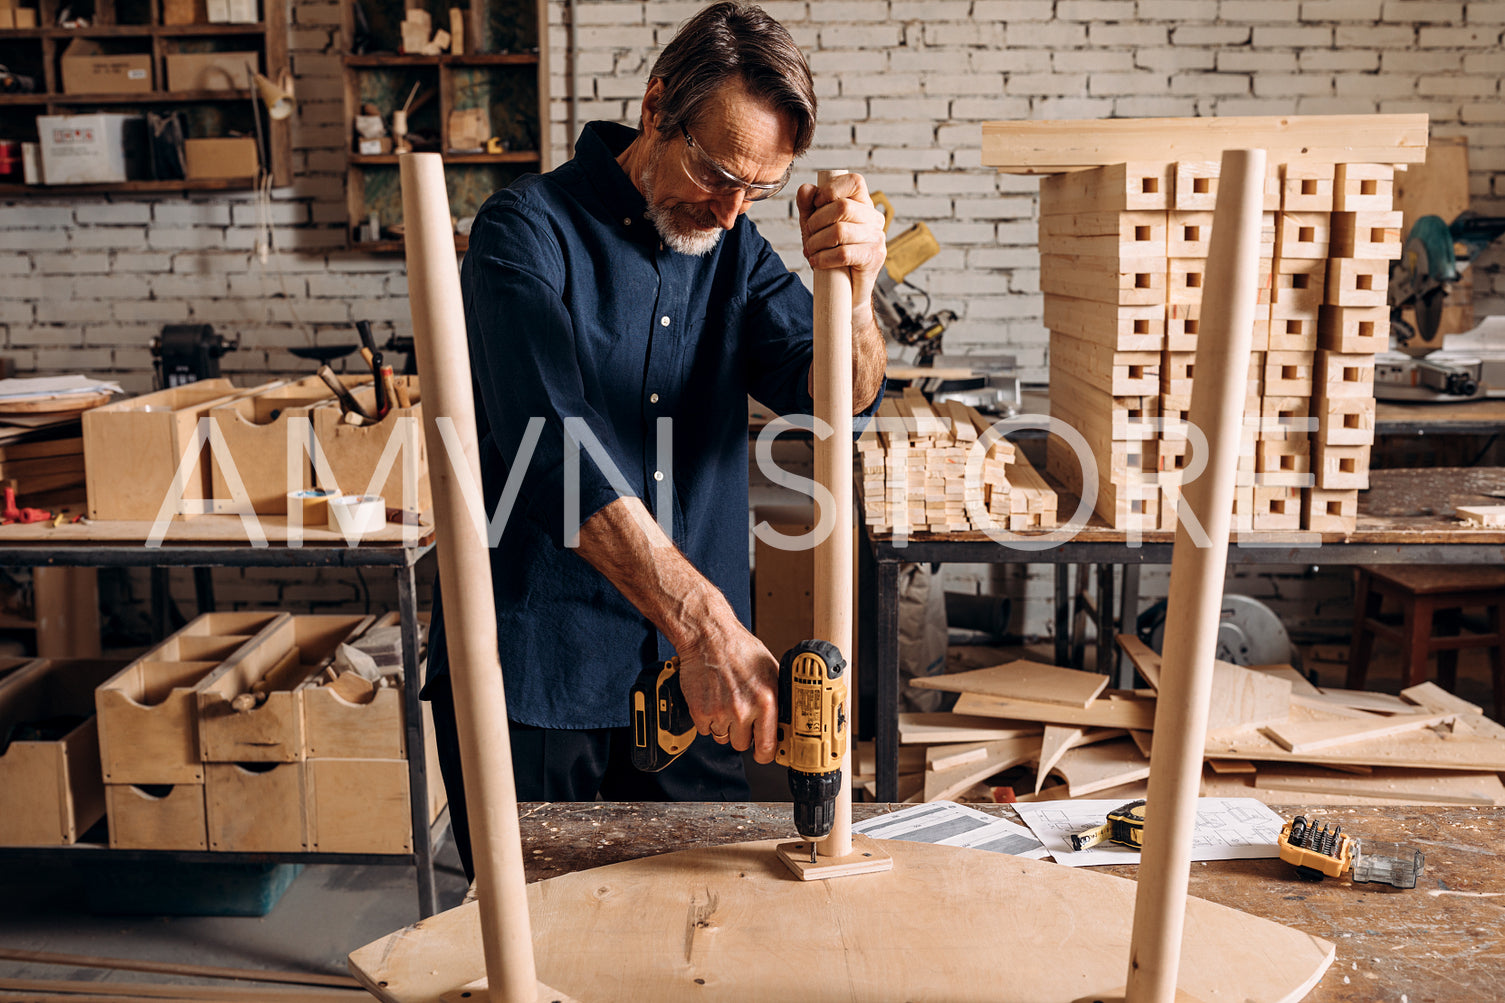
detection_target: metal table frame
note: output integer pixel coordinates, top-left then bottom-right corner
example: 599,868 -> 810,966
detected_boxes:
0,540 -> 446,918
859,527 -> 1505,803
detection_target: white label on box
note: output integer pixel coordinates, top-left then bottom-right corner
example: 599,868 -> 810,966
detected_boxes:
357,138 -> 384,155
128,69 -> 147,79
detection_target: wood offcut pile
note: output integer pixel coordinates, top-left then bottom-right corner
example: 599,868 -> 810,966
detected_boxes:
859,388 -> 1057,535
858,639 -> 1505,808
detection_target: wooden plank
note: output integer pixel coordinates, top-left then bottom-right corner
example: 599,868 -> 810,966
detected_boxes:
896,713 -> 1042,745
1289,694 -> 1388,720
1456,505 -> 1505,528
1400,681 -> 1505,742
1206,661 -> 1291,730
1253,768 -> 1505,806
1207,759 -> 1256,774
982,113 -> 1429,172
1261,713 -> 1453,754
924,737 -> 1037,802
0,979 -> 366,1002
952,691 -> 1157,731
1308,688 -> 1417,714
1117,634 -> 1163,689
0,948 -> 357,989
926,740 -> 1002,772
1048,737 -> 1151,796
909,659 -> 1109,708
1034,724 -> 1083,795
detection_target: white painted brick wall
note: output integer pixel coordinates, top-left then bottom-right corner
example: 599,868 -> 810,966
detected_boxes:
0,0 -> 1499,632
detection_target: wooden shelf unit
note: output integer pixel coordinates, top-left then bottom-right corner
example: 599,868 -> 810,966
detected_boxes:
0,0 -> 291,190
340,0 -> 549,249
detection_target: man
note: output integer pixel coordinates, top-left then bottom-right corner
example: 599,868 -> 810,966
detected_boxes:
423,1 -> 888,879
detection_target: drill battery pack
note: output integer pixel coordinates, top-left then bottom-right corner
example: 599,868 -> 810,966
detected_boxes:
630,657 -> 696,772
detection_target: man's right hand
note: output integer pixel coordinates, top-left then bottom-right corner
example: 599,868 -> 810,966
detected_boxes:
675,619 -> 780,764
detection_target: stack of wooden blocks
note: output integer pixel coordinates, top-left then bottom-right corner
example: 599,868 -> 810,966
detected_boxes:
859,388 -> 1057,535
1040,159 -> 1398,533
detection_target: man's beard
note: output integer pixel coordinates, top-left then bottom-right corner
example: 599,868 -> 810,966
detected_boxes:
641,141 -> 723,257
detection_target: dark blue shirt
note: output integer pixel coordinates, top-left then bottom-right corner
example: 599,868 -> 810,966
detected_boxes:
425,121 -> 829,729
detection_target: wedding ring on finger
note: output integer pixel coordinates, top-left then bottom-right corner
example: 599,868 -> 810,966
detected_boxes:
710,726 -> 730,741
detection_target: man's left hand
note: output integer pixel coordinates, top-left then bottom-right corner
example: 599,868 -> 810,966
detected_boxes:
797,173 -> 887,329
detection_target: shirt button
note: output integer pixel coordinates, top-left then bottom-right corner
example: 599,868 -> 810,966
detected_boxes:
660,316 -> 670,327
653,470 -> 664,482
649,393 -> 660,404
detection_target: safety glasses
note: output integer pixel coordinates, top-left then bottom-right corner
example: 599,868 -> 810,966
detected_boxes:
679,123 -> 791,202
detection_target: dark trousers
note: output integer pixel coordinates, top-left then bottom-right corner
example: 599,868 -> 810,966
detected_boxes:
425,673 -> 750,881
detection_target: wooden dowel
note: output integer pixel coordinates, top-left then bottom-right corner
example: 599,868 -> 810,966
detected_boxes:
1125,148 -> 1267,1003
813,168 -> 855,859
399,152 -> 537,1003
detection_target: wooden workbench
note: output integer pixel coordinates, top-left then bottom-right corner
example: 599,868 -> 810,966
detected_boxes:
515,801 -> 1504,1003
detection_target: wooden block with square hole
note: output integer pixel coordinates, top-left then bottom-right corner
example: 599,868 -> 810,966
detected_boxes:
1313,440 -> 1370,490
1271,257 -> 1327,312
1167,211 -> 1212,257
1256,437 -> 1311,487
1232,484 -> 1256,533
1160,351 -> 1196,399
1268,311 -> 1319,352
1330,211 -> 1403,259
1038,209 -> 1168,259
1275,211 -> 1331,259
1315,350 -> 1376,400
1318,304 -> 1388,353
1281,163 -> 1335,212
1174,159 -> 1281,211
1326,258 -> 1389,307
1039,161 -> 1174,213
1333,164 -> 1395,212
1167,302 -> 1268,352
1303,487 -> 1358,533
1040,253 -> 1166,306
1265,351 -> 1315,397
1314,395 -> 1376,447
1253,484 -> 1303,531
1042,297 -> 1164,351
1260,395 -> 1312,442
1046,436 -> 1158,531
1050,331 -> 1160,397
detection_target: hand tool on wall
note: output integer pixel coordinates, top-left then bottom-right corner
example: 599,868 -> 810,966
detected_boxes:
630,638 -> 849,857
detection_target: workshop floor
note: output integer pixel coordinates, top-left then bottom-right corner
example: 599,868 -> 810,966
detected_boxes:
0,835 -> 473,985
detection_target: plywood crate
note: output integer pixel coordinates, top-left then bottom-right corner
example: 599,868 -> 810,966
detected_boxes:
0,658 -> 126,845
83,378 -> 256,521
95,612 -> 289,784
304,758 -> 414,853
106,782 -> 207,850
298,616 -> 409,760
207,375 -> 349,515
206,761 -> 306,851
311,376 -> 430,514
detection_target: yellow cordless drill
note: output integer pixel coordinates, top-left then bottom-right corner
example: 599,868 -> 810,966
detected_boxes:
630,639 -> 849,842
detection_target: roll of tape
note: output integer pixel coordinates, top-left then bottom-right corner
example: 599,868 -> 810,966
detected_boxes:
289,488 -> 340,524
327,494 -> 387,533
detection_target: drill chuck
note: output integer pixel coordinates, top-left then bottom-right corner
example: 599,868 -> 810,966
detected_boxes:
789,768 -> 842,840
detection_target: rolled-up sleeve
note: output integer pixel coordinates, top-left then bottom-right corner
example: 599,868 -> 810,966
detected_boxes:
463,202 -> 635,548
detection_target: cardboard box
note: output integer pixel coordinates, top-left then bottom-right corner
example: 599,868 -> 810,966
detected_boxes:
15,7 -> 40,26
184,136 -> 258,179
60,39 -> 153,95
0,658 -> 128,846
165,50 -> 259,92
37,113 -> 145,185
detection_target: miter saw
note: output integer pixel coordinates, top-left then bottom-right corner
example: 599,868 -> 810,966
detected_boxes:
870,192 -> 955,364
1138,593 -> 1297,669
1379,211 -> 1505,402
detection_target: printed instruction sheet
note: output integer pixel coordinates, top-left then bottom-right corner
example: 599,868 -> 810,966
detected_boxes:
1013,797 -> 1285,866
853,801 -> 1049,859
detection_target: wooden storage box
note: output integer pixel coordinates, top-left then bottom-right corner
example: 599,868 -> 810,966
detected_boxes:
312,376 -> 431,514
184,137 -> 258,180
83,378 -> 266,521
0,658 -> 126,846
304,758 -> 412,853
106,782 -> 207,850
206,761 -> 306,851
299,616 -> 405,760
198,614 -> 369,762
95,611 -> 288,783
207,375 -> 348,515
